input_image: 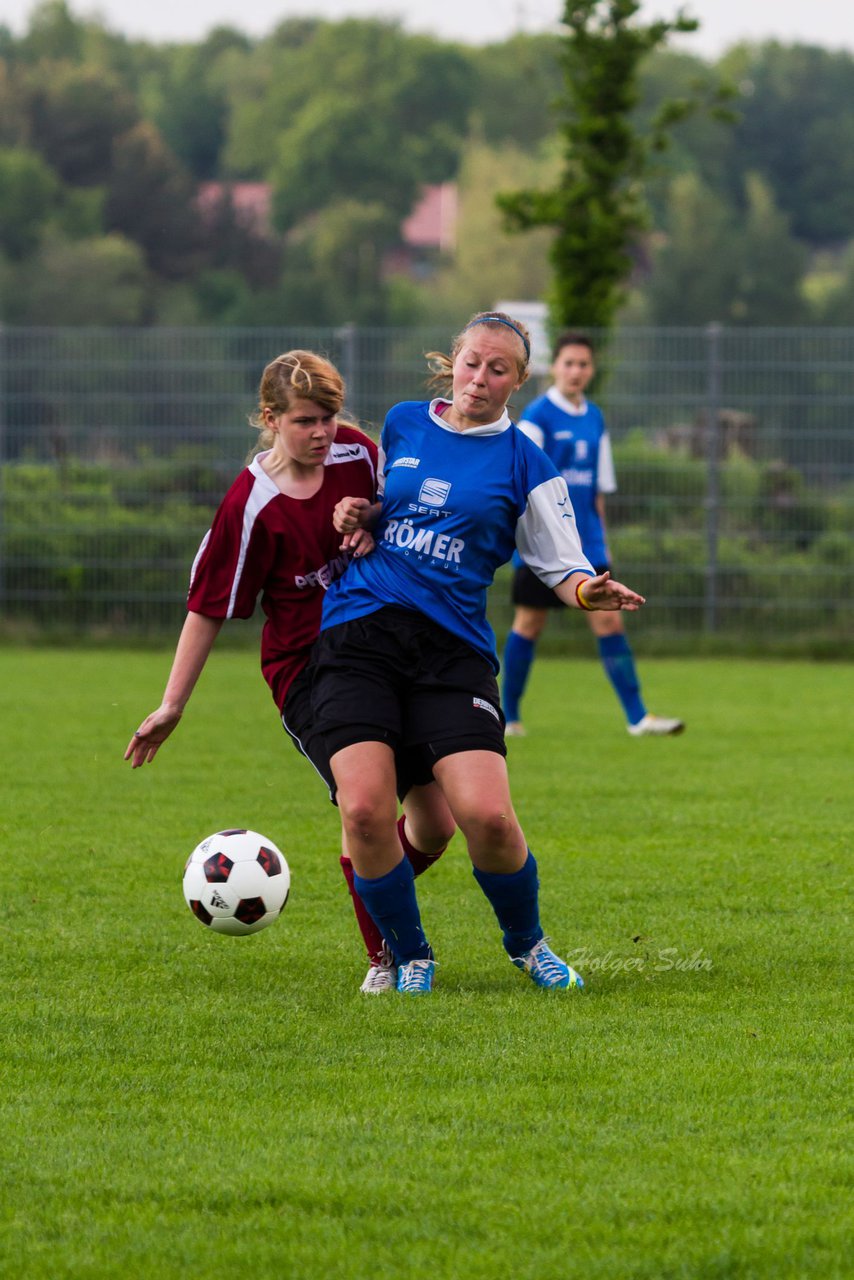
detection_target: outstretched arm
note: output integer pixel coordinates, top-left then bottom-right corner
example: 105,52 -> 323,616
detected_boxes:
554,570 -> 645,612
124,611 -> 224,767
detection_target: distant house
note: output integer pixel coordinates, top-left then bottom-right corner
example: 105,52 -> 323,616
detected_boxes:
196,182 -> 274,237
196,180 -> 459,276
386,181 -> 458,277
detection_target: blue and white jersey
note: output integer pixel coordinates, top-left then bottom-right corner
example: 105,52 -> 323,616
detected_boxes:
517,387 -> 616,567
320,399 -> 593,669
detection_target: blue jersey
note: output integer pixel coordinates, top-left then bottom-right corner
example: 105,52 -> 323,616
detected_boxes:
320,400 -> 593,669
517,388 -> 616,568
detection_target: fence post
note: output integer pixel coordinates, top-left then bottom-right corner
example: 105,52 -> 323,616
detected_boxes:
0,324 -> 5,613
704,322 -> 722,633
336,323 -> 357,415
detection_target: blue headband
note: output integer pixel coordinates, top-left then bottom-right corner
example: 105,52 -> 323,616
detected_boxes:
462,316 -> 531,361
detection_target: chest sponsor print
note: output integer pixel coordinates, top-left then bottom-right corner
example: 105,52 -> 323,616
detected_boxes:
418,477 -> 452,507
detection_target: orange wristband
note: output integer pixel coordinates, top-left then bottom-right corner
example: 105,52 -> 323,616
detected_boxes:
575,579 -> 594,610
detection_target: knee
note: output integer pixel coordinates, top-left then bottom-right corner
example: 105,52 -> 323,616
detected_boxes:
337,788 -> 395,845
463,805 -> 520,853
423,812 -> 456,852
590,610 -> 625,638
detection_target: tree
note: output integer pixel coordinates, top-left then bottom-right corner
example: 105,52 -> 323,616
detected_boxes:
5,232 -> 150,323
104,121 -> 201,279
411,139 -> 559,325
498,0 -> 730,337
224,21 -> 473,227
0,146 -> 58,259
467,34 -> 563,150
719,42 -> 854,244
26,61 -> 138,186
152,29 -> 252,180
642,171 -> 807,325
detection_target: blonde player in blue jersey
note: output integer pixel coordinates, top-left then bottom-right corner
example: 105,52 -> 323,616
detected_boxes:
502,332 -> 684,739
308,311 -> 645,995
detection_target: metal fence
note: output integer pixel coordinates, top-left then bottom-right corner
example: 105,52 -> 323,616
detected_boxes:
1,325 -> 852,651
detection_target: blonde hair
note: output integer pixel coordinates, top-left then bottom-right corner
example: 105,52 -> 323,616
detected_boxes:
425,310 -> 533,396
248,350 -> 346,455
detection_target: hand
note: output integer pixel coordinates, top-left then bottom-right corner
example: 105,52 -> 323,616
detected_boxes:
333,496 -> 373,534
124,706 -> 183,768
580,571 -> 645,612
345,527 -> 376,558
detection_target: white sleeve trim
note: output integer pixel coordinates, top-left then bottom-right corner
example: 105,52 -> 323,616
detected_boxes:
377,443 -> 387,496
517,419 -> 545,450
516,475 -> 594,588
598,431 -> 617,494
227,482 -> 279,617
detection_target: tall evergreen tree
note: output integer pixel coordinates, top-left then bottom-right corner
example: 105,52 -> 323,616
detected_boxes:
498,0 -> 730,337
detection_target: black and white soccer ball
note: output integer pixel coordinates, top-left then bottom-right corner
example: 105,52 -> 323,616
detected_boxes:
182,829 -> 290,936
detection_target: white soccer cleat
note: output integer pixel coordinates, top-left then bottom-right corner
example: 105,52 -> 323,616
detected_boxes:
627,713 -> 685,737
505,720 -> 527,738
360,944 -> 398,994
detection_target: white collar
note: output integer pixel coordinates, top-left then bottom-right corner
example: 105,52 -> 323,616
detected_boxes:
547,386 -> 587,416
428,398 -> 512,436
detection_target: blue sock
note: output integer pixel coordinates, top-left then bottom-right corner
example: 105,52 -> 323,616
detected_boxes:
598,633 -> 646,726
472,851 -> 543,959
502,631 -> 536,722
353,857 -> 431,965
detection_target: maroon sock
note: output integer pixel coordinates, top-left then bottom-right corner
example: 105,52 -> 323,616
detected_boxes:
398,814 -> 446,877
339,854 -> 386,966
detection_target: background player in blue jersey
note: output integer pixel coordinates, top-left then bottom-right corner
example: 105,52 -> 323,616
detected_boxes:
310,311 -> 645,995
502,332 -> 684,738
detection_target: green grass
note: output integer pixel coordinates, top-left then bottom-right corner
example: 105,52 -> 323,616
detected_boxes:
1,650 -> 850,1279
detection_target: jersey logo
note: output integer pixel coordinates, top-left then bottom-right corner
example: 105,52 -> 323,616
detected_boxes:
418,477 -> 451,507
473,697 -> 499,721
575,440 -> 588,460
554,430 -> 574,440
391,456 -> 419,469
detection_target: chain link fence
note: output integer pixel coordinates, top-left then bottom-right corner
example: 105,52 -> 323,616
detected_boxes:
1,325 -> 852,652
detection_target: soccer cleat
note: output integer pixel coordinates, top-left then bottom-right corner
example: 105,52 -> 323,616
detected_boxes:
396,954 -> 436,994
627,713 -> 685,737
511,939 -> 584,990
360,944 -> 398,994
505,720 -> 527,738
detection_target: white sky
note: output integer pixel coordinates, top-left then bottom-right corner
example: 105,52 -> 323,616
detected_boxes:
3,0 -> 853,58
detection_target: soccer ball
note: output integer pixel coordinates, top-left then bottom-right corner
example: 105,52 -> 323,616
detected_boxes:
182,829 -> 290,936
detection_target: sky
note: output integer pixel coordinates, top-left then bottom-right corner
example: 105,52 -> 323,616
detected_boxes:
4,0 -> 854,58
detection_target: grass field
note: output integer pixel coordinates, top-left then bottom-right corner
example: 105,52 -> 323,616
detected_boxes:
1,649 -> 850,1279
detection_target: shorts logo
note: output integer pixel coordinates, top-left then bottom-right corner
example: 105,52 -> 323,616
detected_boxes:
391,456 -> 420,469
473,696 -> 499,721
419,477 -> 452,507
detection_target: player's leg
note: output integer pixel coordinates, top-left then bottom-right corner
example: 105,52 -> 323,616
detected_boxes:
502,566 -> 558,736
331,741 -> 433,975
431,749 -> 581,990
586,608 -> 684,736
343,780 -> 453,993
310,612 -> 436,993
399,780 -> 455,874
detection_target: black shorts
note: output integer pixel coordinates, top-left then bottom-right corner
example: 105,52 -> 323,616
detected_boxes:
309,606 -> 507,766
280,666 -> 435,804
511,563 -> 609,610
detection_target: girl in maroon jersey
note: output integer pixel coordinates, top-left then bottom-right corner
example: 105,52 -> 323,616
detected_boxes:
124,350 -> 453,993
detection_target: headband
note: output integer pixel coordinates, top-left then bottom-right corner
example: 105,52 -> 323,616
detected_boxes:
462,316 -> 531,361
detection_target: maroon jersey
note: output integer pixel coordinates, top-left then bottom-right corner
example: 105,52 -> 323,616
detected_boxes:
187,426 -> 378,709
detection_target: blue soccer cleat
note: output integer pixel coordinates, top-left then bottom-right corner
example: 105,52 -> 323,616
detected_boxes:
396,955 -> 436,994
512,939 -> 584,990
